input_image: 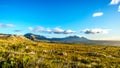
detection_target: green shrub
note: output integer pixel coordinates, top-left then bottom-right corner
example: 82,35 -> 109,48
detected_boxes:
81,59 -> 91,64
71,56 -> 79,61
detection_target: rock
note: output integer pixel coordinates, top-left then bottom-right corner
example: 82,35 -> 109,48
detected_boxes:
106,55 -> 115,59
88,52 -> 106,57
29,51 -> 35,55
42,50 -> 47,54
25,46 -> 29,49
88,52 -> 97,56
49,50 -> 57,54
86,64 -> 92,68
91,62 -> 98,66
63,52 -> 67,56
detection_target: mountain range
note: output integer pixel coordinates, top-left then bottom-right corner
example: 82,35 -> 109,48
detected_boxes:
24,33 -> 90,42
0,33 -> 120,46
24,33 -> 120,46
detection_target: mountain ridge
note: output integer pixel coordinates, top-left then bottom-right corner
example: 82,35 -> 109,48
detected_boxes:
24,33 -> 89,42
24,33 -> 120,46
0,33 -> 120,46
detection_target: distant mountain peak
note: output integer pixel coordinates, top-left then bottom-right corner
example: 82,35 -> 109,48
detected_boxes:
66,35 -> 80,38
24,33 -> 47,41
24,33 -> 34,35
65,35 -> 88,40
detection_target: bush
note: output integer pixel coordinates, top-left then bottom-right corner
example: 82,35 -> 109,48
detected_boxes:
81,59 -> 91,64
71,56 -> 79,61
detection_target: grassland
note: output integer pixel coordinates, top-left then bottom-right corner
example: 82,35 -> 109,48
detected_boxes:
0,36 -> 120,68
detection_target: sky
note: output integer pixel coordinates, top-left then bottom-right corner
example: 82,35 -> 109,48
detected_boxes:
0,0 -> 120,40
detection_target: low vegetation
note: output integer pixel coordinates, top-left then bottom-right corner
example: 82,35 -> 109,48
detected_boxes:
0,35 -> 120,68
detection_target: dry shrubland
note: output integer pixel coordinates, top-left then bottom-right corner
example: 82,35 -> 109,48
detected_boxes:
0,36 -> 120,68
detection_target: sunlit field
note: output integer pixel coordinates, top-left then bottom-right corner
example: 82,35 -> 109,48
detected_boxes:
0,36 -> 120,68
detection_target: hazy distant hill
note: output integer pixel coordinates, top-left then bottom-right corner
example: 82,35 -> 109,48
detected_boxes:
24,33 -> 120,46
24,33 -> 90,43
0,33 -> 120,46
48,36 -> 91,43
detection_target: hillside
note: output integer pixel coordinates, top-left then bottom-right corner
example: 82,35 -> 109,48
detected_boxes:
24,33 -> 47,41
0,34 -> 34,44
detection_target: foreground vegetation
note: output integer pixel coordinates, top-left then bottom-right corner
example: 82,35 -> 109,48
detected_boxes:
0,35 -> 120,68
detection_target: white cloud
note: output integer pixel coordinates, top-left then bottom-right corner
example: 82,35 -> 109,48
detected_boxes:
81,28 -> 110,34
36,26 -> 44,32
92,12 -> 103,17
118,5 -> 120,12
28,26 -> 44,32
43,28 -> 52,33
53,27 -> 64,34
64,30 -> 74,34
0,24 -> 14,28
110,0 -> 120,5
28,27 -> 34,31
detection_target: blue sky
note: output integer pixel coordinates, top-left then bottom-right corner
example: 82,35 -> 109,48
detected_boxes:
0,0 -> 120,40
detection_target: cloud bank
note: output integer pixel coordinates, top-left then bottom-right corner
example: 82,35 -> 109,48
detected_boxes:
52,28 -> 74,34
92,12 -> 103,17
0,24 -> 14,28
28,26 -> 111,35
81,28 -> 110,34
28,27 -> 74,34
